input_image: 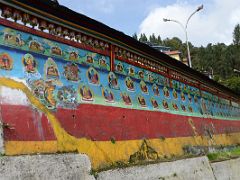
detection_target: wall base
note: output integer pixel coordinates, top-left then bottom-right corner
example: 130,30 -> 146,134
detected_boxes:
0,154 -> 240,180
0,153 -> 95,180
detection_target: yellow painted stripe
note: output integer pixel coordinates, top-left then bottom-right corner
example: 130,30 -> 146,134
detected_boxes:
5,132 -> 240,169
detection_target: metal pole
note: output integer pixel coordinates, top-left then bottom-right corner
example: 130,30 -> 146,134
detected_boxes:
185,30 -> 192,67
163,5 -> 203,68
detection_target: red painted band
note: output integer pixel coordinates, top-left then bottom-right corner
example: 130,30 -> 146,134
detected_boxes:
2,104 -> 240,141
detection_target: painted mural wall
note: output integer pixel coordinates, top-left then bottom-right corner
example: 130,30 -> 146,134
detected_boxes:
0,22 -> 240,170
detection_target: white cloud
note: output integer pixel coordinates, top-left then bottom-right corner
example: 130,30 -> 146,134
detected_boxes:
139,0 -> 240,46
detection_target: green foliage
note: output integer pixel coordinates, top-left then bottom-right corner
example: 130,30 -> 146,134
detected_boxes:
132,33 -> 138,40
207,146 -> 240,162
222,77 -> 240,92
133,24 -> 240,93
233,24 -> 240,46
139,33 -> 148,42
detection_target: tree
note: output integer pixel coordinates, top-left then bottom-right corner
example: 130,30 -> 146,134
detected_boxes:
149,33 -> 158,44
222,77 -> 240,93
132,33 -> 138,40
139,33 -> 148,42
233,24 -> 240,46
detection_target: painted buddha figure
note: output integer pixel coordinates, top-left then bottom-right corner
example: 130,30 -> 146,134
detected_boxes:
108,72 -> 119,89
163,87 -> 170,98
188,93 -> 192,103
194,95 -> 198,103
125,77 -> 134,91
88,68 -> 99,84
152,84 -> 159,96
138,96 -> 146,107
138,71 -> 144,79
151,98 -> 159,108
0,53 -> 12,70
129,67 -> 135,76
80,85 -> 93,101
121,93 -> 132,105
64,63 -> 79,81
22,53 -> 36,73
69,51 -> 78,61
86,55 -> 94,63
51,46 -> 62,56
181,92 -> 186,101
116,63 -> 123,72
162,100 -> 169,110
44,58 -> 60,83
172,102 -> 179,111
47,65 -> 59,78
148,74 -> 154,83
103,88 -> 114,102
140,81 -> 148,93
99,57 -> 107,67
188,106 -> 193,113
173,89 -> 178,99
181,104 -> 186,112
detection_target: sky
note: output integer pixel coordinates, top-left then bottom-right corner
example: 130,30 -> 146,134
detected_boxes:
58,0 -> 240,47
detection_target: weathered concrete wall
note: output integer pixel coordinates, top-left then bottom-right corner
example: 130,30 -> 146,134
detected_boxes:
97,156 -> 215,180
0,154 -> 95,180
211,158 -> 240,180
1,154 -> 240,180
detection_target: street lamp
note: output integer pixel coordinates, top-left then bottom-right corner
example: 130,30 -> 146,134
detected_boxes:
163,4 -> 203,68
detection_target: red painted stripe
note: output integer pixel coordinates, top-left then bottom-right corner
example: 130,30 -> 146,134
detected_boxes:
1,104 -> 56,141
2,104 -> 240,141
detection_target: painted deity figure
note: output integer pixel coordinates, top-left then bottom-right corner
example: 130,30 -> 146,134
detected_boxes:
28,79 -> 56,109
99,56 -> 107,67
87,67 -> 99,84
108,72 -> 119,89
44,81 -> 56,109
151,98 -> 159,108
125,77 -> 134,91
138,95 -> 146,107
121,92 -> 132,105
181,92 -> 186,101
45,58 -> 60,79
86,55 -> 94,63
22,53 -> 37,73
51,46 -> 62,56
162,100 -> 169,110
173,89 -> 178,99
138,71 -> 144,79
163,87 -> 170,98
148,74 -> 154,83
57,86 -> 78,108
128,67 -> 135,76
29,40 -> 43,52
172,102 -> 179,111
116,62 -> 123,73
140,80 -> 148,94
0,53 -> 13,70
64,63 -> 80,82
4,32 -> 24,46
69,51 -> 78,61
102,88 -> 114,102
152,84 -> 160,96
188,93 -> 192,103
181,104 -> 186,112
79,85 -> 93,101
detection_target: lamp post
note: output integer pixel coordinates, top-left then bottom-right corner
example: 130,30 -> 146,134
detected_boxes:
163,4 -> 203,68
